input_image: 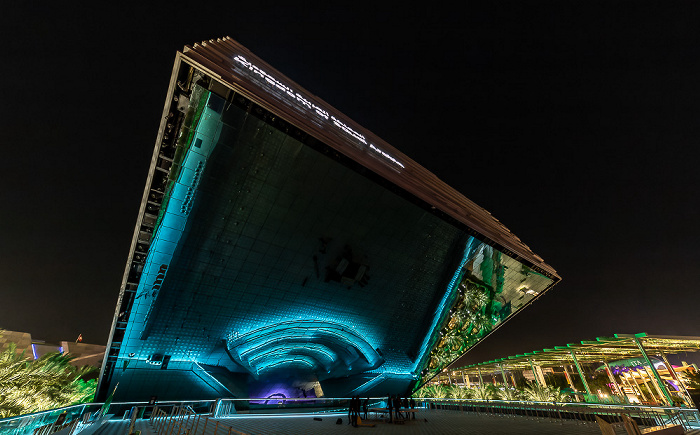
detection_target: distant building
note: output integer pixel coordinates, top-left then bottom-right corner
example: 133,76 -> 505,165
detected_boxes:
0,329 -> 104,369
97,37 -> 560,402
60,342 -> 107,369
0,330 -> 32,356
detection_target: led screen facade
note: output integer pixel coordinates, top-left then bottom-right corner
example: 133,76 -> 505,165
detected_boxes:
97,38 -> 559,402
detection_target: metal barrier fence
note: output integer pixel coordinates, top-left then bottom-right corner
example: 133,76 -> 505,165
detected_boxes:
150,406 -> 249,435
0,401 -> 215,435
0,397 -> 358,435
2,396 -> 697,435
419,398 -> 700,431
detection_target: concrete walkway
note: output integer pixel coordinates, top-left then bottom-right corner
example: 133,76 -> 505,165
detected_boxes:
92,418 -> 157,435
214,410 -> 610,434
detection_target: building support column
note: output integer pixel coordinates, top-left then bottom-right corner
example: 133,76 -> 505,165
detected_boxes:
640,365 -> 666,405
528,359 -> 539,387
537,364 -> 547,387
499,364 -> 508,386
477,367 -> 484,388
563,365 -> 575,389
629,371 -> 649,402
660,352 -> 694,407
633,337 -> 673,406
570,350 -> 591,396
619,374 -> 634,401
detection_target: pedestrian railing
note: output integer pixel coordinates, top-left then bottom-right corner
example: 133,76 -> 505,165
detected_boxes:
0,401 -> 214,435
5,396 -> 694,435
418,397 -> 700,431
150,406 -> 250,435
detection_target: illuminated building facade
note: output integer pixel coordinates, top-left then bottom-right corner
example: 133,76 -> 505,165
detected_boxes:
97,37 -> 560,401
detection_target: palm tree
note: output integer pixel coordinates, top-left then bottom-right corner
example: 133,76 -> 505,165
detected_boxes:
422,384 -> 447,398
0,339 -> 96,418
522,382 -> 552,401
450,309 -> 469,330
448,385 -> 472,399
463,288 -> 488,310
521,382 -> 568,403
443,330 -> 463,352
497,386 -> 522,401
469,313 -> 491,336
549,387 -> 571,403
472,385 -> 495,400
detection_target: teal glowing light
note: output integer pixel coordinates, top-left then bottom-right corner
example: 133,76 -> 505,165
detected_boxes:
248,343 -> 337,369
413,237 -> 478,372
120,89 -> 221,353
227,320 -> 383,377
257,358 -> 315,373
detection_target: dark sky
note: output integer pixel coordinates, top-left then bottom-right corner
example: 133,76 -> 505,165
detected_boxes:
2,3 -> 699,366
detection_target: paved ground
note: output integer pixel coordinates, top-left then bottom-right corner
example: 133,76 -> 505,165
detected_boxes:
214,410 -> 612,435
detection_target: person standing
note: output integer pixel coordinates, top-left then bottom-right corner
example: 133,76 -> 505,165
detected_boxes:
351,396 -> 359,426
387,394 -> 393,423
394,395 -> 402,421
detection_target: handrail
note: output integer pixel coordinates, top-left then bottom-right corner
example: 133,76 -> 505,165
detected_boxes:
417,397 -> 699,430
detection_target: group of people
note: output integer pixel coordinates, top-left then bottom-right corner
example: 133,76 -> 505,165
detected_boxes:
346,395 -> 418,426
347,396 -> 369,426
386,395 -> 416,422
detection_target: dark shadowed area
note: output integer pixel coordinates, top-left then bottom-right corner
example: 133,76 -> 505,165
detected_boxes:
1,2 -> 699,368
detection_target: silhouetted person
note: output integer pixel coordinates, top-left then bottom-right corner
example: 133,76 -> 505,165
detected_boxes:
410,397 -> 416,419
363,397 -> 368,420
387,394 -> 393,423
394,395 -> 402,420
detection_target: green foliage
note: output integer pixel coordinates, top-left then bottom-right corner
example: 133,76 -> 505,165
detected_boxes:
0,339 -> 97,418
497,386 -> 523,401
472,385 -> 496,400
686,370 -> 700,390
447,385 -> 473,399
522,382 -> 570,402
414,383 -> 448,398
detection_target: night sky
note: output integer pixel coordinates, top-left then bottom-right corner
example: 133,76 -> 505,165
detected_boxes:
2,3 -> 699,367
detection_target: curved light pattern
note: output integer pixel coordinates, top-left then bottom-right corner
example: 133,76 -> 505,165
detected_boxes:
233,55 -> 405,169
227,320 -> 383,378
257,358 -> 315,374
248,344 -> 337,373
248,343 -> 336,366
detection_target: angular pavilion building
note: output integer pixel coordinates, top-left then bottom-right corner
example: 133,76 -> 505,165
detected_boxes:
96,37 -> 560,401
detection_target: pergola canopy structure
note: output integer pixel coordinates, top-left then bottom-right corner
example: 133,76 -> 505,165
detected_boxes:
439,333 -> 700,407
451,334 -> 700,374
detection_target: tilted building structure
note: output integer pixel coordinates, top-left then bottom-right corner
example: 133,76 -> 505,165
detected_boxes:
97,37 -> 560,401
